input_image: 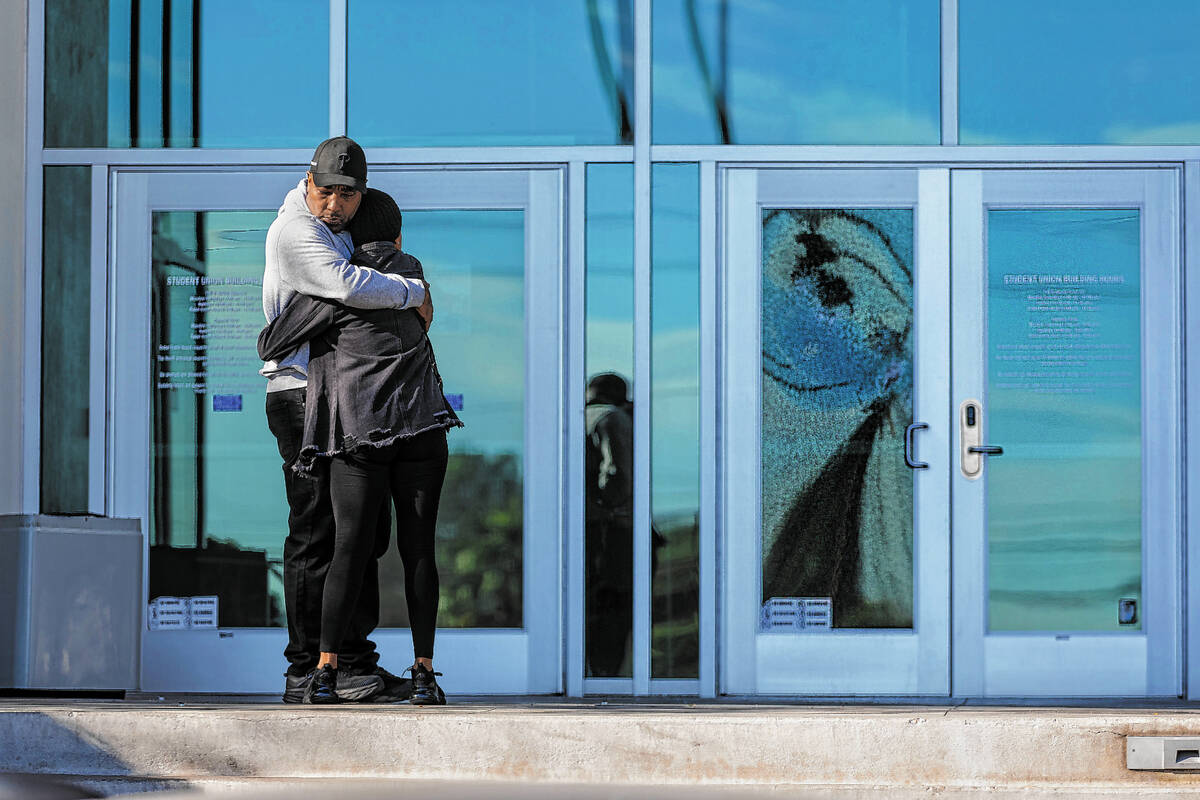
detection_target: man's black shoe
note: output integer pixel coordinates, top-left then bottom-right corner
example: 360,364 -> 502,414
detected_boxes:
304,665 -> 339,704
364,665 -> 414,703
290,667 -> 384,704
408,663 -> 446,705
283,671 -> 309,704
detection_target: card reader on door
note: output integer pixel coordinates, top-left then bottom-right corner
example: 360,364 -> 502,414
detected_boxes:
961,399 -> 983,479
960,399 -> 1003,479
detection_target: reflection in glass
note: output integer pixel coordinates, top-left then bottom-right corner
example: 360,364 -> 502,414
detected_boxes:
652,0 -> 940,145
378,211 -> 526,629
349,1 -> 634,147
44,1 -> 107,147
760,209 -> 914,629
46,0 -> 327,147
150,211 -> 286,627
585,165 -> 635,676
151,209 -> 527,630
41,167 -> 92,513
986,210 -> 1142,631
651,164 -> 700,677
960,0 -> 1200,144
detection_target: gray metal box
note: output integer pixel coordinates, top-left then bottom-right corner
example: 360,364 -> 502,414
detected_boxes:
0,515 -> 142,690
1127,737 -> 1200,769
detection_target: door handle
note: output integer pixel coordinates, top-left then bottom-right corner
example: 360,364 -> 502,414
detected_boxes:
967,445 -> 1003,456
904,422 -> 929,469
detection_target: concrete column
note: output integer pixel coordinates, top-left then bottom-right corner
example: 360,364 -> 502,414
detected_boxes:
0,0 -> 29,515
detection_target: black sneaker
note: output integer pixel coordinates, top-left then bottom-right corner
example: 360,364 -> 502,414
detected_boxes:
283,671 -> 309,704
291,667 -> 384,704
364,665 -> 414,703
408,663 -> 446,706
303,665 -> 339,704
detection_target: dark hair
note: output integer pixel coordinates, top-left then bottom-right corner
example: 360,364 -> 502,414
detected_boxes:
347,188 -> 403,245
586,372 -> 630,406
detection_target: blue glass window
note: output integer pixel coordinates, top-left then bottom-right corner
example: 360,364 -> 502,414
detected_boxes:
45,0 -> 328,148
960,1 -> 1200,144
41,167 -> 92,513
653,0 -> 940,145
348,1 -> 634,147
585,165 -> 635,677
651,163 -> 700,676
986,210 -> 1142,631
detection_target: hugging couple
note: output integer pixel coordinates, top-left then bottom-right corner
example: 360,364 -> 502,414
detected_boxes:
259,136 -> 462,704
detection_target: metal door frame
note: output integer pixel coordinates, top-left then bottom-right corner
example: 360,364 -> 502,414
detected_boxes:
110,166 -> 566,694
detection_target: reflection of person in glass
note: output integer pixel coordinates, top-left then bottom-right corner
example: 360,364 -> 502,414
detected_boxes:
261,136 -> 435,704
584,372 -> 635,676
261,184 -> 461,704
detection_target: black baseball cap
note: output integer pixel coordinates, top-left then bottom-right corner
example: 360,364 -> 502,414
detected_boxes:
309,136 -> 367,192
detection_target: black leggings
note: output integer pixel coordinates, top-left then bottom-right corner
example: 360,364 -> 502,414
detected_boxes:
321,429 -> 448,660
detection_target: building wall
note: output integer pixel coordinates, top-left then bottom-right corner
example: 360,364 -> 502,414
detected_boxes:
19,1 -> 1200,697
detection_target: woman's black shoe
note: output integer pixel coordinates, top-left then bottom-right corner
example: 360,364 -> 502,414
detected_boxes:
304,664 -> 340,704
408,663 -> 446,705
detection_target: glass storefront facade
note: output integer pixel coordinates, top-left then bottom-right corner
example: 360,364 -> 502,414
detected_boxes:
959,0 -> 1200,144
652,0 -> 941,145
26,0 -> 1200,698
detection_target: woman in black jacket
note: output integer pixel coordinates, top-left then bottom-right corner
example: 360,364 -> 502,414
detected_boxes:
258,189 -> 461,705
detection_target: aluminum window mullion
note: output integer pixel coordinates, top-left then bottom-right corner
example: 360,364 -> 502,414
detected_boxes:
23,0 -> 45,514
941,0 -> 958,146
41,147 -> 636,166
566,160 -> 587,697
698,159 -> 718,698
649,146 -> 1200,163
329,0 -> 348,137
45,145 -> 1200,168
87,165 -> 108,515
1185,160 -> 1200,700
632,0 -> 652,696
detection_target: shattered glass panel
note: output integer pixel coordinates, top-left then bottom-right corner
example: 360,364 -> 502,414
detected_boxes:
760,209 -> 914,629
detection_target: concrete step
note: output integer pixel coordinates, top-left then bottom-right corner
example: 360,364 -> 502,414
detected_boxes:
4,697 -> 1200,795
22,777 -> 1200,799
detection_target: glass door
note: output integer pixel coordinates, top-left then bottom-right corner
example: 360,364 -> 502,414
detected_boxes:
721,168 -> 952,695
111,168 -> 563,694
950,169 -> 1181,697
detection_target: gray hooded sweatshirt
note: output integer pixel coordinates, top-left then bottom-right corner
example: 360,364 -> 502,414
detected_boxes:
260,178 -> 426,392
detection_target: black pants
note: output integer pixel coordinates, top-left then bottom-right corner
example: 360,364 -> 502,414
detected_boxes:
265,388 -> 386,676
323,429 -> 448,660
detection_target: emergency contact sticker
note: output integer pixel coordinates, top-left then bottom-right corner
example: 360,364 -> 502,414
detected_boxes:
760,597 -> 832,632
148,596 -> 219,630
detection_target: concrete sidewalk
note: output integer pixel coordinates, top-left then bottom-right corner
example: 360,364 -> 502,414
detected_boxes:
4,696 -> 1200,796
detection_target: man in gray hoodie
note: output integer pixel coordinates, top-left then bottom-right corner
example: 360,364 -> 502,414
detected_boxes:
262,136 -> 428,703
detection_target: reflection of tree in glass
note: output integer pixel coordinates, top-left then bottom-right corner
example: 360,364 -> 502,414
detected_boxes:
761,209 -> 914,628
651,511 -> 699,678
378,452 -> 522,629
